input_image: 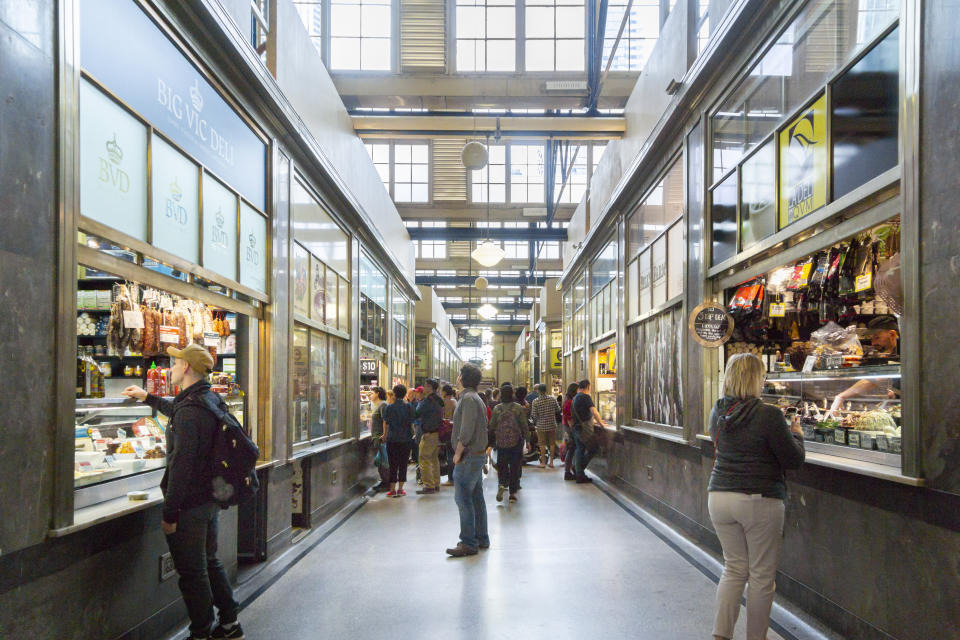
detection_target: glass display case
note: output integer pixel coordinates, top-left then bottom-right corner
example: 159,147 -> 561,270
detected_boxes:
595,344 -> 617,424
763,366 -> 901,465
74,398 -> 166,488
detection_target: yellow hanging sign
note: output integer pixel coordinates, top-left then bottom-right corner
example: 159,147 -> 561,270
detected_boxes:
549,347 -> 562,370
779,94 -> 828,229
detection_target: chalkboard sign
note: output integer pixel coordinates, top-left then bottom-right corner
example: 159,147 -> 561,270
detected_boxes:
689,302 -> 734,347
360,359 -> 378,376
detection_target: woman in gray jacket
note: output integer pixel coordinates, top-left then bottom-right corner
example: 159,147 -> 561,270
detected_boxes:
708,353 -> 805,640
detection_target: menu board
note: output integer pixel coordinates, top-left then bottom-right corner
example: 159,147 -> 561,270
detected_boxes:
201,172 -> 237,281
80,79 -> 148,240
239,201 -> 267,293
688,302 -> 734,347
151,136 -> 199,263
292,243 -> 310,317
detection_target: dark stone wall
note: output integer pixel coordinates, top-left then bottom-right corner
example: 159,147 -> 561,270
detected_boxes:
0,0 -> 57,554
918,0 -> 960,492
604,434 -> 960,640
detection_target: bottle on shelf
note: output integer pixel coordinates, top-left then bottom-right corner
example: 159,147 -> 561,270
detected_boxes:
147,361 -> 159,396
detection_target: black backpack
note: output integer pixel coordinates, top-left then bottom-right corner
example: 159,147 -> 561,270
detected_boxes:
197,391 -> 260,508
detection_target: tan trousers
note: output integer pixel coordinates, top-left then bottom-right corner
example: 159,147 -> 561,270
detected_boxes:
537,428 -> 557,462
419,432 -> 441,489
708,491 -> 785,640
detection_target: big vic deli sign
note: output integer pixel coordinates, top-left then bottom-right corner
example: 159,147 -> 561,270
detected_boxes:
81,0 -> 266,210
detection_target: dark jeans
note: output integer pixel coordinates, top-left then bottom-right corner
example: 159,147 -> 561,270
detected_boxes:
564,429 -> 575,474
409,433 -> 420,464
496,444 -> 524,494
387,441 -> 411,483
573,429 -> 598,477
453,455 -> 489,549
165,503 -> 239,636
445,442 -> 456,481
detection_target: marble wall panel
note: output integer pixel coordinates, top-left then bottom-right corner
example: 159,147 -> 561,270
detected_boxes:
918,0 -> 960,493
0,1 -> 57,555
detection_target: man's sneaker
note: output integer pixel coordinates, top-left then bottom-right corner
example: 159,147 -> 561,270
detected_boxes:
445,543 -> 478,557
496,485 -> 506,502
416,487 -> 438,494
508,493 -> 517,502
575,475 -> 592,484
211,622 -> 244,639
564,472 -> 576,481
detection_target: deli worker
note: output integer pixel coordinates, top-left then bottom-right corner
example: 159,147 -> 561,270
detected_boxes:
829,316 -> 900,416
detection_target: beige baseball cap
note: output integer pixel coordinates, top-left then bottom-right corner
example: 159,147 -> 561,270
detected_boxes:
166,344 -> 215,374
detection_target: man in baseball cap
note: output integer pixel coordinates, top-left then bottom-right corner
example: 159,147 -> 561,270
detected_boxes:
122,343 -> 243,639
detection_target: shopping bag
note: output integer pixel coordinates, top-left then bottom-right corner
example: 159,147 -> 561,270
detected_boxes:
373,442 -> 388,467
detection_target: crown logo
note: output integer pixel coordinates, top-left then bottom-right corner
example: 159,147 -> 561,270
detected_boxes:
216,210 -> 225,227
170,177 -> 182,202
106,134 -> 123,164
189,79 -> 203,112
248,233 -> 256,248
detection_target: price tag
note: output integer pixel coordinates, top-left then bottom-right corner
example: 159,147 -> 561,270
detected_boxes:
855,273 -> 873,292
769,303 -> 786,318
103,455 -> 118,468
203,332 -> 220,347
134,445 -> 145,458
93,439 -> 108,452
122,310 -> 145,329
77,461 -> 93,472
802,355 -> 817,372
159,325 -> 180,344
89,428 -> 102,440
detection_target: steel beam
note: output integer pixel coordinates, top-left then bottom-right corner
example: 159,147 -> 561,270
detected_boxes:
441,301 -> 534,310
417,276 -> 547,287
450,319 -> 530,326
407,227 -> 566,241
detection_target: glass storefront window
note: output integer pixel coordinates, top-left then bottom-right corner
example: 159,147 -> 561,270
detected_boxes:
711,0 -> 899,182
710,172 -> 738,266
739,139 -> 777,250
630,305 -> 683,427
831,26 -> 899,201
325,265 -> 338,330
293,327 -> 310,443
310,330 -> 328,438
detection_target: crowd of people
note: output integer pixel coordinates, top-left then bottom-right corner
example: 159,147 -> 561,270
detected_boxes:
366,372 -> 608,504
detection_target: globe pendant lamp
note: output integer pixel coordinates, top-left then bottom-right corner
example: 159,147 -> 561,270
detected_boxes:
468,327 -> 482,336
477,303 -> 498,320
472,241 -> 505,267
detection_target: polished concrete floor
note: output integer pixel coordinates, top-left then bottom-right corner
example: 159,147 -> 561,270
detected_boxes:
239,464 -> 784,640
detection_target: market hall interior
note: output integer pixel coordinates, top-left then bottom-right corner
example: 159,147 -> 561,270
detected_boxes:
2,0 -> 959,639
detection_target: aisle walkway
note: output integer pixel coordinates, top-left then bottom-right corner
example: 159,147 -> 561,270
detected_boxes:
239,465 -> 784,640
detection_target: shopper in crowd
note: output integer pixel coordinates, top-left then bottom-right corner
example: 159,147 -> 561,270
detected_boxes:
708,354 -> 805,640
530,383 -> 561,468
409,386 -> 424,467
122,344 -> 242,640
447,364 -> 490,557
526,385 -> 540,407
490,388 -> 500,407
571,379 -> 605,483
561,383 -> 578,481
515,386 -> 533,468
489,384 -> 528,503
415,379 -> 444,494
383,384 -> 416,497
442,384 -> 458,486
368,387 -> 389,491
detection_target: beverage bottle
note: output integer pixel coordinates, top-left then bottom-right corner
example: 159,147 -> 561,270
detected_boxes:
146,362 -> 158,395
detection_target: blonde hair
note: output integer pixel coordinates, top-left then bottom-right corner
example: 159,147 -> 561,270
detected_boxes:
722,353 -> 766,399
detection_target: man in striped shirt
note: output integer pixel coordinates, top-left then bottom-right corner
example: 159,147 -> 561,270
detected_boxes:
530,384 -> 561,467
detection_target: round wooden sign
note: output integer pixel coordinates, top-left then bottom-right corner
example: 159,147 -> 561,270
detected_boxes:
689,302 -> 734,347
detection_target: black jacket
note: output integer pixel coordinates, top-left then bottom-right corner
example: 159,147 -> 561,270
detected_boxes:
147,380 -> 219,523
416,393 -> 444,433
707,396 -> 805,500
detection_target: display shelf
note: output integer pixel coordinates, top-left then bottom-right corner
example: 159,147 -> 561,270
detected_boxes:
766,365 -> 900,382
77,308 -> 112,313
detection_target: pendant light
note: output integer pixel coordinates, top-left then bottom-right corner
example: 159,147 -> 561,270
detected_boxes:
477,303 -> 498,320
470,134 -> 504,268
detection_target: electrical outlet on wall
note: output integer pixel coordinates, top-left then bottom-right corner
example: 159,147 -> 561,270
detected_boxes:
159,552 -> 176,582
331,468 -> 337,486
646,465 -> 654,481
